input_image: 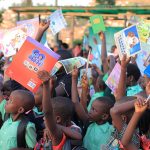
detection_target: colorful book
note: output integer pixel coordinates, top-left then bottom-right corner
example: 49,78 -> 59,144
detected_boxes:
137,19 -> 150,45
90,15 -> 105,34
144,65 -> 150,78
47,9 -> 67,35
17,17 -> 39,38
59,57 -> 87,74
136,42 -> 150,75
0,27 -> 27,57
105,63 -> 121,93
114,25 -> 142,59
6,36 -> 60,92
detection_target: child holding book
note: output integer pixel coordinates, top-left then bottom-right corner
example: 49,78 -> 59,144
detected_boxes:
72,66 -> 114,150
35,70 -> 83,150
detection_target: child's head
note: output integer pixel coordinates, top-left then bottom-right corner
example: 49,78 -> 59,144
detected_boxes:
95,75 -> 106,92
5,90 -> 35,115
115,96 -> 136,123
88,96 -> 114,124
2,80 -> 12,100
126,64 -> 141,86
51,96 -> 74,126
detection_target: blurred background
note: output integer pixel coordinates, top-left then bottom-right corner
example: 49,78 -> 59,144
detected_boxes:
0,0 -> 150,51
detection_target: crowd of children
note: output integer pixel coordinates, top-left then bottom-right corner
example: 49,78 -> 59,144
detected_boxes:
0,18 -> 149,150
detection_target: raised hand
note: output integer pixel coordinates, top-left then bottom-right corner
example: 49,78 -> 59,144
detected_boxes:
121,54 -> 131,68
37,70 -> 50,83
134,97 -> 148,113
72,66 -> 78,79
38,20 -> 50,33
99,32 -> 105,41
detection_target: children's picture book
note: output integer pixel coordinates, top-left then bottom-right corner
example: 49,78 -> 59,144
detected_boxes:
50,62 -> 62,76
17,17 -> 39,38
137,19 -> 150,45
114,25 -> 142,59
47,9 -> 67,35
144,65 -> 150,78
78,68 -> 92,86
0,27 -> 27,57
136,42 -> 150,75
90,15 -> 105,34
6,36 -> 60,92
105,63 -> 121,93
59,57 -> 88,74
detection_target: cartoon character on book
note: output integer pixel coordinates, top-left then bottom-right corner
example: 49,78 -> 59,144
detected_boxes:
126,32 -> 139,49
29,50 -> 45,67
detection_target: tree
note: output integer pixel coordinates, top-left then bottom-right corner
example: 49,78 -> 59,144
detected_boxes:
96,0 -> 115,5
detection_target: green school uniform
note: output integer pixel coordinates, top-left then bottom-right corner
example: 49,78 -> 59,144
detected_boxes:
0,100 -> 37,150
83,122 -> 114,150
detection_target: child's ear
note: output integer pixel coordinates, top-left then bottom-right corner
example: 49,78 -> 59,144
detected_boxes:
18,107 -> 25,114
121,115 -> 127,123
56,116 -> 62,124
102,113 -> 109,121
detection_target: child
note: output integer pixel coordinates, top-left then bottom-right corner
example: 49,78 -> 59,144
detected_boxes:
102,96 -> 140,150
35,70 -> 83,150
121,97 -> 150,150
72,66 -> 114,150
0,89 -> 37,150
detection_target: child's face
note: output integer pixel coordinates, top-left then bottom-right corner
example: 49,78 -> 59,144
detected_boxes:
5,92 -> 20,113
88,100 -> 107,122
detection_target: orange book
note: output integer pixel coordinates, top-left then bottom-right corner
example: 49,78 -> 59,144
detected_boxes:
6,36 -> 60,93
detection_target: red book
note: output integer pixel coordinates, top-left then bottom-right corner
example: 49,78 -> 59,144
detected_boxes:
6,36 -> 60,92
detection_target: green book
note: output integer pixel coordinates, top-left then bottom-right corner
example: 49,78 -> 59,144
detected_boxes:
90,15 -> 106,34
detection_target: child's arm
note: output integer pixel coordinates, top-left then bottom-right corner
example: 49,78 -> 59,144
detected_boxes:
121,97 -> 148,149
59,125 -> 82,140
72,67 -> 89,124
35,20 -> 50,42
99,32 -> 108,74
110,98 -> 136,132
115,55 -> 130,101
80,74 -> 89,112
38,71 -> 63,146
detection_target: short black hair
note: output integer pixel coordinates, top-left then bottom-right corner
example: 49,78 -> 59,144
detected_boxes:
95,96 -> 114,114
61,43 -> 69,49
127,64 -> 141,82
56,50 -> 72,60
51,96 -> 74,121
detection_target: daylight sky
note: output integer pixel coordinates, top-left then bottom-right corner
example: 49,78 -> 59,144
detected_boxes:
0,0 -> 93,9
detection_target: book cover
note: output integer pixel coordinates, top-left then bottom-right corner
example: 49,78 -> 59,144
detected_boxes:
47,9 -> 67,35
114,25 -> 142,59
6,36 -> 60,92
90,15 -> 105,34
17,17 -> 39,38
105,63 -> 121,93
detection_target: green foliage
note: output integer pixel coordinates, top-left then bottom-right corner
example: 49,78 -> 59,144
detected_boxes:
96,0 -> 115,5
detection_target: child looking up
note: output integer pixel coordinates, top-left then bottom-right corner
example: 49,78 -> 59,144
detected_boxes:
121,97 -> 149,150
36,71 -> 82,150
0,90 -> 37,150
72,66 -> 114,150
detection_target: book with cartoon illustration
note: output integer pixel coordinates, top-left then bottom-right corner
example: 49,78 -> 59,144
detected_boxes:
59,57 -> 88,74
47,9 -> 67,35
114,25 -> 142,59
6,36 -> 60,92
17,17 -> 39,38
105,63 -> 121,93
0,27 -> 27,57
137,19 -> 150,45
